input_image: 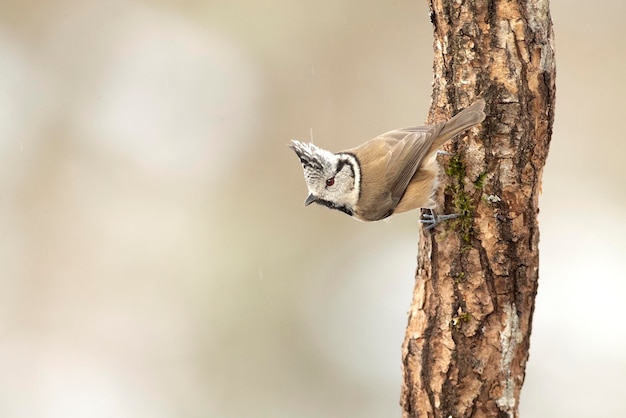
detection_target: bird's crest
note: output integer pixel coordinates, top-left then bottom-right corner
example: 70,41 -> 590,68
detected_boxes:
288,141 -> 329,171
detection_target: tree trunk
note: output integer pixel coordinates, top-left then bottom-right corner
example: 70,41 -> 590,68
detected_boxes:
400,1 -> 555,417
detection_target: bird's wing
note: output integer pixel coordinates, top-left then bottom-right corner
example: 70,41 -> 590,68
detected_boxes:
379,125 -> 442,206
344,124 -> 443,221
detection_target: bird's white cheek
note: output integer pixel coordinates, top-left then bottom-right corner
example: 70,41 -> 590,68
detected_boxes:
347,186 -> 360,208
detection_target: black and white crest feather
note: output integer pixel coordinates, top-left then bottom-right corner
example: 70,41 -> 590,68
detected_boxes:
288,140 -> 339,184
288,141 -> 326,171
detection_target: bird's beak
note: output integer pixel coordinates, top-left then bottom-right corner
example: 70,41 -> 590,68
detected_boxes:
304,194 -> 317,206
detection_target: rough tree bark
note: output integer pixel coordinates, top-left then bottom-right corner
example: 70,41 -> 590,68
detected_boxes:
400,1 -> 555,417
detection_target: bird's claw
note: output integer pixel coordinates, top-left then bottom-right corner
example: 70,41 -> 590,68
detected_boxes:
420,210 -> 459,231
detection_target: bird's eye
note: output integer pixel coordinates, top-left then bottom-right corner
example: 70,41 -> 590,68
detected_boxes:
326,177 -> 335,187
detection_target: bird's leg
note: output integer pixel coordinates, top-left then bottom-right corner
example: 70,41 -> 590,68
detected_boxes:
420,208 -> 459,231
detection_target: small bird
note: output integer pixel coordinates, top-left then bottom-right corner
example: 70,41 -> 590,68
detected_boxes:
289,100 -> 486,226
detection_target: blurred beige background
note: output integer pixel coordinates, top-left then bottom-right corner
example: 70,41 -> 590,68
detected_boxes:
1,0 -> 625,417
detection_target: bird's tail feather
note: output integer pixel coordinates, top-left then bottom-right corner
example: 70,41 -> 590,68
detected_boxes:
432,99 -> 486,149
